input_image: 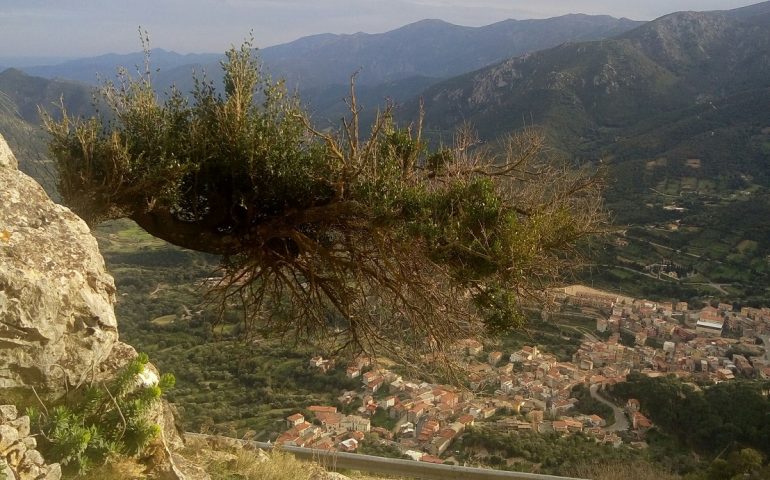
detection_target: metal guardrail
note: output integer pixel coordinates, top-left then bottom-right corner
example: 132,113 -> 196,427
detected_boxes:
186,432 -> 587,480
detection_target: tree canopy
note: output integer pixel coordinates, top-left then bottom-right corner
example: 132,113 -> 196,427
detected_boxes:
44,42 -> 605,371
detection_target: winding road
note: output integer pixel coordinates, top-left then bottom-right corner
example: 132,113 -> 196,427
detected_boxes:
589,384 -> 629,432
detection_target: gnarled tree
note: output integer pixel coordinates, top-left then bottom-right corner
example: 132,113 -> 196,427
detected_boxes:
44,43 -> 606,373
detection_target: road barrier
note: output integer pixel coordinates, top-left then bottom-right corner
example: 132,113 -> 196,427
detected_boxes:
185,432 -> 587,480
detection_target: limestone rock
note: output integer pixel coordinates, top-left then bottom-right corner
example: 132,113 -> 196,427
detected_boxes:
255,448 -> 270,463
0,133 -> 118,404
170,453 -> 212,480
16,462 -> 41,480
0,425 -> 19,452
21,437 -> 35,450
0,135 -> 17,169
1,460 -> 17,480
5,441 -> 24,466
0,406 -> 17,423
9,417 -> 29,438
0,135 -> 196,479
22,448 -> 44,466
42,463 -> 61,480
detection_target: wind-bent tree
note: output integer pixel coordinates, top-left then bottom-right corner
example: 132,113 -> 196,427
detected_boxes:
44,43 -> 605,371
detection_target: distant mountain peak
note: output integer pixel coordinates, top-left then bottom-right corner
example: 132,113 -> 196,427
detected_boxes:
0,67 -> 26,78
404,18 -> 453,26
415,1 -> 770,156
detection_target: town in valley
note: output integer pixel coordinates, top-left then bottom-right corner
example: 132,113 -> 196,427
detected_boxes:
275,285 -> 770,463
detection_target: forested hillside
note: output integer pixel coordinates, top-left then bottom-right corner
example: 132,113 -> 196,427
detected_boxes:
0,69 -> 97,194
415,4 -> 770,304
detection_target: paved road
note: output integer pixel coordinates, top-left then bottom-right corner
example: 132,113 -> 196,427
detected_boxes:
593,263 -> 675,282
573,326 -> 600,343
682,280 -> 729,295
623,233 -> 708,261
589,384 -> 629,432
593,263 -> 731,295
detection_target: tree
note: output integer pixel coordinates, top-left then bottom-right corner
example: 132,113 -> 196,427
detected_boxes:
43,42 -> 606,372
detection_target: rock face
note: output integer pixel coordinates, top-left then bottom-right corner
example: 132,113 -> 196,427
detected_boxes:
0,404 -> 62,480
0,135 -> 18,169
0,134 -> 201,479
0,133 -> 119,405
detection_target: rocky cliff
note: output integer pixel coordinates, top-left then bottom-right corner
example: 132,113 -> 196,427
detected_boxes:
0,133 -> 201,479
0,133 -> 121,405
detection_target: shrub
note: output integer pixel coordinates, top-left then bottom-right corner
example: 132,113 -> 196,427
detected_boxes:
27,353 -> 175,475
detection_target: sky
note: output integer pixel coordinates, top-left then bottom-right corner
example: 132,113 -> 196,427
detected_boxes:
0,0 -> 762,59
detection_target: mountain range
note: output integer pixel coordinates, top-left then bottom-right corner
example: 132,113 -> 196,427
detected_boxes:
418,3 -> 770,142
0,12 -> 645,171
413,3 -> 770,223
20,14 -> 641,89
12,14 -> 642,126
2,2 -> 770,303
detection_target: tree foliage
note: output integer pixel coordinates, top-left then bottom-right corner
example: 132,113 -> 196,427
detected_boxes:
460,427 -> 633,474
611,373 -> 770,457
44,41 -> 605,371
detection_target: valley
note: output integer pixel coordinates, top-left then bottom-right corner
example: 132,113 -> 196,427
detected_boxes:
2,2 -> 770,479
92,220 -> 770,476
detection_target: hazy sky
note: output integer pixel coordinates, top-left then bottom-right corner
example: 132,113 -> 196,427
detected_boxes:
0,0 -> 762,58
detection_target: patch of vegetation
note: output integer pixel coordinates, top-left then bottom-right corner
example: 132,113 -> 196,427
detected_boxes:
369,408 -> 397,432
459,427 -> 635,475
359,436 -> 406,459
27,353 -> 175,475
180,440 -> 321,480
610,373 -> 770,470
570,459 -> 682,480
499,317 -> 582,362
571,384 -> 614,425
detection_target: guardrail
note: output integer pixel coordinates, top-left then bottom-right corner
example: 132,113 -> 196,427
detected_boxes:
186,432 -> 587,480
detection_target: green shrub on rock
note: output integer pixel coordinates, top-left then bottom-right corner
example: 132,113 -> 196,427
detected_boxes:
27,353 -> 175,475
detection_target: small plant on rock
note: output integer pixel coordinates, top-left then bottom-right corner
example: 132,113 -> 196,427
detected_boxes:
27,353 -> 175,475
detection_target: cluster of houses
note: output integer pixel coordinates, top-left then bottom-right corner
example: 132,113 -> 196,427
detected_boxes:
289,348 -> 638,456
563,286 -> 770,381
280,285 -> 768,461
277,406 -> 372,452
282,359 -> 480,460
